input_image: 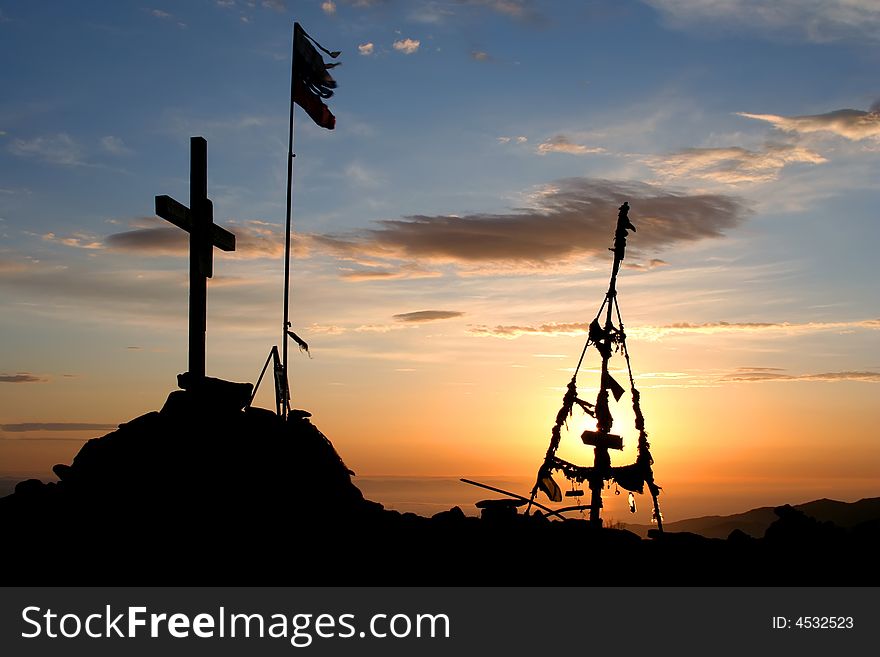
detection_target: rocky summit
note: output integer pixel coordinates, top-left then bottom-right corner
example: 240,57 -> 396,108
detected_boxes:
1,378 -> 877,586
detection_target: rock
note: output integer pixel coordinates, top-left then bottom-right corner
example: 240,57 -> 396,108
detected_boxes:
176,373 -> 253,410
477,498 -> 522,522
52,464 -> 72,481
432,506 -> 466,523
727,528 -> 755,544
14,479 -> 45,496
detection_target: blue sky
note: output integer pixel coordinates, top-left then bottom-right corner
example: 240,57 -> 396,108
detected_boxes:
2,1 -> 879,518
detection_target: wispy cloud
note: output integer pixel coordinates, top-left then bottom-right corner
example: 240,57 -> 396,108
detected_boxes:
471,50 -> 491,61
340,0 -> 388,7
645,143 -> 826,184
738,108 -> 880,141
43,231 -> 103,249
358,42 -> 375,56
0,373 -> 47,384
536,135 -> 605,155
645,0 -> 880,43
1,422 -> 117,432
392,310 -> 464,323
311,178 -> 746,274
8,133 -> 85,166
410,2 -> 455,24
722,368 -> 880,383
623,258 -> 669,271
465,0 -> 543,23
469,322 -> 589,338
321,0 -> 337,15
339,263 -> 441,281
344,162 -> 383,187
468,318 -> 880,339
149,7 -> 186,27
631,318 -> 880,340
393,38 -> 420,54
100,135 -> 133,156
497,135 -> 527,144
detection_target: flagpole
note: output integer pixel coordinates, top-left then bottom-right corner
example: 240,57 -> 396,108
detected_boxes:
281,21 -> 297,418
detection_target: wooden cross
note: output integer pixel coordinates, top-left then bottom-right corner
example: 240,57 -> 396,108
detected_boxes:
155,137 -> 235,382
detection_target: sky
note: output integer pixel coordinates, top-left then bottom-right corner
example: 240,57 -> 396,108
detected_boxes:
1,0 -> 879,522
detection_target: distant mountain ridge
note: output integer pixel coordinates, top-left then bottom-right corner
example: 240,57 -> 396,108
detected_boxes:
623,497 -> 880,539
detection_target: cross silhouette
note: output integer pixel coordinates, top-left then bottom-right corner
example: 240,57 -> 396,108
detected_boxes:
155,137 -> 235,383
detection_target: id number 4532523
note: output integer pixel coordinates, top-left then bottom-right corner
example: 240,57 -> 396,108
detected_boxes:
772,616 -> 854,629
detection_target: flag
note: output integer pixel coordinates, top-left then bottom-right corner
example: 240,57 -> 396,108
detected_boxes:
293,22 -> 340,130
602,371 -> 626,402
538,468 -> 563,503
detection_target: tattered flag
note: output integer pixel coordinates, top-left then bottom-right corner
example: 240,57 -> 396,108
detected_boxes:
287,330 -> 311,357
603,371 -> 626,401
538,468 -> 563,503
293,22 -> 340,130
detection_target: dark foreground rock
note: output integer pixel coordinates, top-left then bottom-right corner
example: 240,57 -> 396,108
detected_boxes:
1,383 -> 877,585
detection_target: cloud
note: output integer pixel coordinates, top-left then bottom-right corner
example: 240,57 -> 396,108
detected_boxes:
623,258 -> 669,271
344,162 -> 383,187
103,225 -> 183,254
339,264 -> 442,281
469,318 -> 880,339
101,218 -> 297,259
393,38 -> 420,54
392,310 -> 464,323
149,8 -> 186,27
1,422 -> 117,432
43,231 -> 103,249
465,0 -> 543,23
738,108 -> 880,141
321,0 -> 337,15
312,178 -> 747,273
631,318 -> 880,340
410,2 -> 455,23
471,50 -> 491,61
100,135 -> 132,156
644,0 -> 880,43
261,0 -> 286,11
469,322 -> 589,338
536,135 -> 605,155
0,373 -> 47,384
340,0 -> 388,6
8,133 -> 85,166
358,42 -> 375,56
497,136 -> 528,144
645,143 -> 827,184
721,368 -> 880,383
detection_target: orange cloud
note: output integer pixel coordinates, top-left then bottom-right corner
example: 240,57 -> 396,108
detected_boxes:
536,135 -> 605,155
739,109 -> 880,141
469,318 -> 880,339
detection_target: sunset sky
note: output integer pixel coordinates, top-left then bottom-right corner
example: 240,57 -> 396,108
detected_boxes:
1,0 -> 878,522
